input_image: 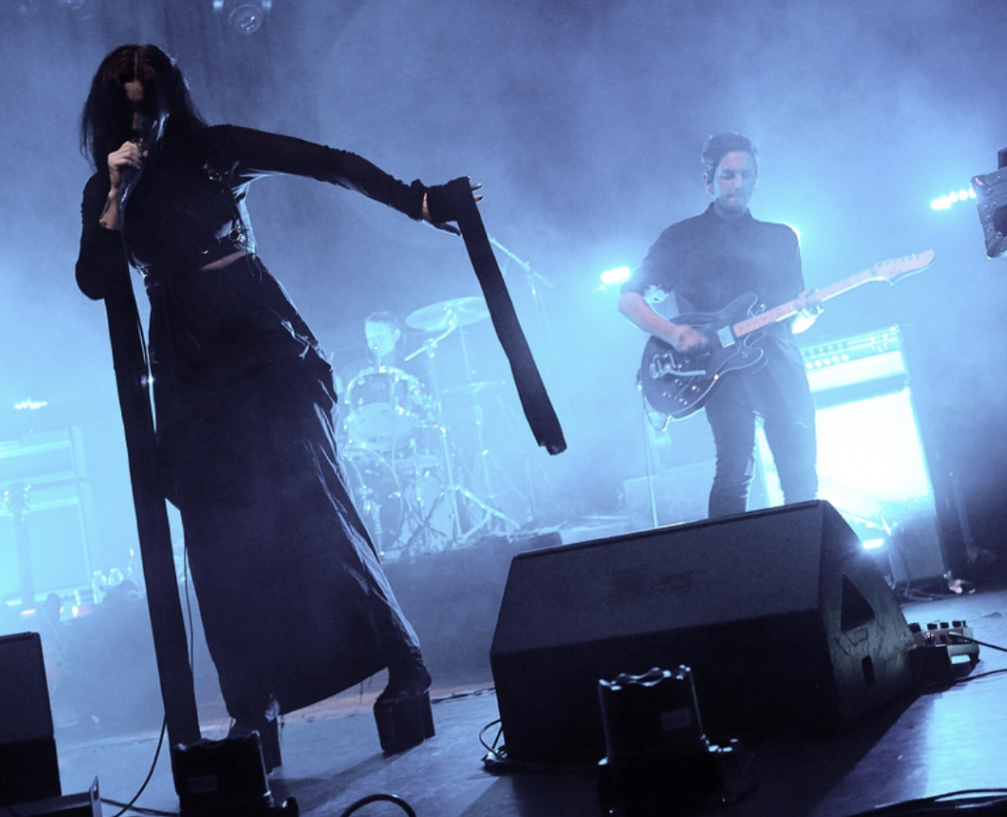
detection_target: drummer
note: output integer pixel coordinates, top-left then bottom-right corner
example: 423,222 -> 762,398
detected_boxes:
339,311 -> 434,451
337,310 -> 418,386
365,311 -> 406,368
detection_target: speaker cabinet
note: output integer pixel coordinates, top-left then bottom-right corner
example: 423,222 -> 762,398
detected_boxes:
0,427 -> 94,603
799,327 -> 947,583
0,632 -> 61,805
490,501 -> 916,763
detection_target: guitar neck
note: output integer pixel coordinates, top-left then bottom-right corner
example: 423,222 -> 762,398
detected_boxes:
731,267 -> 886,338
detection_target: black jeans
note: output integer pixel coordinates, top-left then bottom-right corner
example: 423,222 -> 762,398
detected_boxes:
704,370 -> 818,518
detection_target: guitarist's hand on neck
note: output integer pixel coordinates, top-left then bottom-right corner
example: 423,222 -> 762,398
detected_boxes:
791,288 -> 823,334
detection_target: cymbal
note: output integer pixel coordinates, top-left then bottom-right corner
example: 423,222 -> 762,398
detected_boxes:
406,296 -> 489,331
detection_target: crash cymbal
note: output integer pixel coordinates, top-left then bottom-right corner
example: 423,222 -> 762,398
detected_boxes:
406,296 -> 489,331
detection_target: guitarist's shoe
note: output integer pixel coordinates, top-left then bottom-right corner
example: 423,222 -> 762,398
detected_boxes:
374,654 -> 435,755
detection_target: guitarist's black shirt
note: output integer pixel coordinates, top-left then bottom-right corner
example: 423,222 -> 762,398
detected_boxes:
626,204 -> 802,322
624,203 -> 814,420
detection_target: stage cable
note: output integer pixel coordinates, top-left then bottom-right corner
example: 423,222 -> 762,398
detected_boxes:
338,793 -> 417,817
100,716 -> 171,817
845,788 -> 1007,816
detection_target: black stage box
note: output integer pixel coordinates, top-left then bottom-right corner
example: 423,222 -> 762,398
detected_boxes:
490,501 -> 916,763
0,631 -> 61,805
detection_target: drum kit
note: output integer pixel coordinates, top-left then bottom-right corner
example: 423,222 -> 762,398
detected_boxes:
338,296 -> 526,558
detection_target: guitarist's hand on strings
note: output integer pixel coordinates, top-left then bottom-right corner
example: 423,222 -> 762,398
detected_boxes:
665,322 -> 707,353
617,290 -> 707,353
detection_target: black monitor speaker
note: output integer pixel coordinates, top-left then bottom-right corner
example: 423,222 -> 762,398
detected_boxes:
490,500 -> 916,763
0,631 -> 61,805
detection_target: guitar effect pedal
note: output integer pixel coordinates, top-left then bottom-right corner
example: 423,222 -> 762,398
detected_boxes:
910,620 -> 980,662
908,620 -> 979,685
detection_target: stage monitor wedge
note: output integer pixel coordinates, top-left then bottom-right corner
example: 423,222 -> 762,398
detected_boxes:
0,631 -> 61,805
490,500 -> 916,763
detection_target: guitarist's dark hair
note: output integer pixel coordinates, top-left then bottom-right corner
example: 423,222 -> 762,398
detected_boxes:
701,132 -> 759,182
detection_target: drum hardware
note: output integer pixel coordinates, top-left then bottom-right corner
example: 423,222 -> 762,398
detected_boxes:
342,366 -> 430,452
343,294 -> 528,555
414,363 -> 522,551
339,447 -> 407,557
402,324 -> 455,364
441,380 -> 509,499
399,481 -> 520,558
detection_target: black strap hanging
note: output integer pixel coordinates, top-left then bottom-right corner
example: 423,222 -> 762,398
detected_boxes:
439,177 -> 566,455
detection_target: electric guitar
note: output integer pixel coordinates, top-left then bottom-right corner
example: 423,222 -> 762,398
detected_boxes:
638,250 -> 935,420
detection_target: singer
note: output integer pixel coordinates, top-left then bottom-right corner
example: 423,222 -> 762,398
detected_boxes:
75,44 -> 473,768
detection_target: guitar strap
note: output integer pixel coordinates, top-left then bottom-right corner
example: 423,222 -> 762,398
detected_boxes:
439,177 -> 567,455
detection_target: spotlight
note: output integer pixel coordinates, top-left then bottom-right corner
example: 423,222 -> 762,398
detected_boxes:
930,187 -> 976,212
972,146 -> 1007,258
600,266 -> 631,287
213,0 -> 272,35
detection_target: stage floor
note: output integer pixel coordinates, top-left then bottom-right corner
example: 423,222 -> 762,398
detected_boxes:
45,580 -> 1007,817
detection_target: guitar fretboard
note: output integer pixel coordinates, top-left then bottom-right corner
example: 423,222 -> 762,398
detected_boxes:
730,256 -> 931,339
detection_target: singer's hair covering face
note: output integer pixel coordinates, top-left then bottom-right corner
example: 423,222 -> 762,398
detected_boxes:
80,44 -> 206,171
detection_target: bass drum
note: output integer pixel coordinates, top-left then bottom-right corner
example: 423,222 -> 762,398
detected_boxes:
339,446 -> 406,556
342,366 -> 429,452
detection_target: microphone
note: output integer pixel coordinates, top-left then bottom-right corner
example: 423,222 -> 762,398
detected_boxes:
116,128 -> 152,225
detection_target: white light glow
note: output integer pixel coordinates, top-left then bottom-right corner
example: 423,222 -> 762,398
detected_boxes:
13,399 -> 47,411
600,266 -> 631,287
930,186 -> 976,211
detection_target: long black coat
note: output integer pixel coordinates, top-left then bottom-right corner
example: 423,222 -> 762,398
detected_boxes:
75,125 -> 425,717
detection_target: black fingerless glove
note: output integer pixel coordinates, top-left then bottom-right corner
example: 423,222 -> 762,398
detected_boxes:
424,181 -> 463,235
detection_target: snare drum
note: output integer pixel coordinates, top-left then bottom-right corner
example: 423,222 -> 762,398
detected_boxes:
342,366 -> 428,451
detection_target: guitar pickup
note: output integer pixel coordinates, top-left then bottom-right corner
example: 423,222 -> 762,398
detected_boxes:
716,326 -> 735,348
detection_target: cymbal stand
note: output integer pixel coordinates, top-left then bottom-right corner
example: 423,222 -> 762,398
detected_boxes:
401,328 -> 519,553
396,330 -> 466,554
489,236 -> 556,380
452,383 -> 529,527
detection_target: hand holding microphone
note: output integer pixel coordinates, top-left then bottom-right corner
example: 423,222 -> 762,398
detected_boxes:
108,134 -> 148,193
100,118 -> 156,231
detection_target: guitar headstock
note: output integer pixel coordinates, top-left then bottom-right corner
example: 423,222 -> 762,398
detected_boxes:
872,250 -> 936,284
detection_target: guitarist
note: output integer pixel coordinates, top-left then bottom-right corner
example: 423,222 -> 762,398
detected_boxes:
618,132 -> 820,518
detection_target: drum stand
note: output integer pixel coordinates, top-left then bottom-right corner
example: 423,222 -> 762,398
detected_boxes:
398,331 -> 520,555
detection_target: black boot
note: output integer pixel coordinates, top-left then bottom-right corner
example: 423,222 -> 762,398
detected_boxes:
378,653 -> 432,703
374,653 -> 434,754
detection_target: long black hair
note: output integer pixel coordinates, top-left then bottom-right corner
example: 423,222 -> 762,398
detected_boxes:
79,44 -> 207,172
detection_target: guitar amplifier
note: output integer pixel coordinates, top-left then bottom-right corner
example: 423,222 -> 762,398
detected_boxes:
802,326 -> 907,404
0,427 -> 87,485
790,326 -> 947,584
0,427 -> 95,603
